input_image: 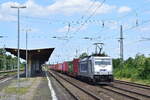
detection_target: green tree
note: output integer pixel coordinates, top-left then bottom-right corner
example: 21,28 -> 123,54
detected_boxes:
79,52 -> 88,59
0,48 -> 23,71
113,54 -> 150,80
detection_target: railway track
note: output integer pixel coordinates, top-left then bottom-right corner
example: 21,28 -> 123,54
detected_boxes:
0,71 -> 16,81
99,86 -> 139,100
114,80 -> 150,90
48,71 -> 102,100
48,71 -> 150,100
0,71 -> 24,84
0,69 -> 24,74
100,83 -> 150,100
0,74 -> 9,80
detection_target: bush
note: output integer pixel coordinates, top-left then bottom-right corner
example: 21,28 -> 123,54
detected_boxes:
114,54 -> 150,80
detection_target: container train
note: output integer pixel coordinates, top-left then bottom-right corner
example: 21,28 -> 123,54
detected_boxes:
48,55 -> 113,83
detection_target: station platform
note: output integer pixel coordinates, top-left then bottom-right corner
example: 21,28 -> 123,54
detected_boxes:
0,72 -> 51,100
0,71 -> 75,100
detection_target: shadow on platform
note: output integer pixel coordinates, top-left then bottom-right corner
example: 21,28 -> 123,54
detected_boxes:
20,71 -> 46,78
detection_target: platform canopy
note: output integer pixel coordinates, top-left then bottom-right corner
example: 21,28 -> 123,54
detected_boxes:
5,48 -> 54,62
5,48 -> 54,76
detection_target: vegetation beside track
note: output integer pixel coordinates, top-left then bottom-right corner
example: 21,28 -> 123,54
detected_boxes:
113,54 -> 150,85
0,48 -> 25,71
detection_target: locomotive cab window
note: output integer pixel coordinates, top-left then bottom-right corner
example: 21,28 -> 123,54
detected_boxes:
95,60 -> 111,65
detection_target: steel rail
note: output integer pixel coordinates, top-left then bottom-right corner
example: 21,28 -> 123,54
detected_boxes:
114,80 -> 150,90
108,84 -> 150,98
47,71 -> 80,100
49,71 -> 102,100
100,86 -> 140,100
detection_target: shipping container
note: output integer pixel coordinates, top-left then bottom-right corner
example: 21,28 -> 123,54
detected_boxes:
72,58 -> 80,77
55,64 -> 59,71
62,62 -> 69,73
58,63 -> 63,71
68,61 -> 73,73
48,65 -> 54,70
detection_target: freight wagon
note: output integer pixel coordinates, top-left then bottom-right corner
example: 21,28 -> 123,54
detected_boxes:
62,62 -> 69,73
48,56 -> 113,84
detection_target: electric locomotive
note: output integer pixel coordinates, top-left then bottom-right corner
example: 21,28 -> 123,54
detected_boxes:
78,55 -> 113,83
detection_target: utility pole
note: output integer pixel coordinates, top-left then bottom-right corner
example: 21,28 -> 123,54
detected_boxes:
119,25 -> 124,67
75,49 -> 78,58
120,25 -> 124,61
11,5 -> 26,92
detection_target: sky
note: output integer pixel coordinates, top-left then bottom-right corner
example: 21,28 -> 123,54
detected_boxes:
0,0 -> 150,63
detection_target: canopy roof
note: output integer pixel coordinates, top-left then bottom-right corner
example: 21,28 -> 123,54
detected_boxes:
5,48 -> 54,61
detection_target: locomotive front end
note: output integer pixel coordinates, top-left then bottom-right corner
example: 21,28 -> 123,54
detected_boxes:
93,57 -> 113,82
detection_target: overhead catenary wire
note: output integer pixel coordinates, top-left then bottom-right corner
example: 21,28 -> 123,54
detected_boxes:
5,6 -> 147,32
101,19 -> 150,41
72,0 -> 106,36
5,0 -> 149,28
123,19 -> 150,33
80,0 -> 97,20
4,1 -> 150,44
8,18 -> 150,42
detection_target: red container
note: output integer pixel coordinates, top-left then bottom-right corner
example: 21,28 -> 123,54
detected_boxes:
62,62 -> 69,73
55,64 -> 59,71
52,65 -> 55,70
58,63 -> 63,71
72,58 -> 80,77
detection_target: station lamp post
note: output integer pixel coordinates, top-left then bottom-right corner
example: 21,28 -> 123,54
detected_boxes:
22,28 -> 31,78
11,5 -> 26,88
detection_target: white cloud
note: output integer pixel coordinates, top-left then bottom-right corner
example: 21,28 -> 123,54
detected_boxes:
0,0 -> 116,21
0,1 -> 18,21
0,13 -> 16,21
118,6 -> 131,13
47,0 -> 116,15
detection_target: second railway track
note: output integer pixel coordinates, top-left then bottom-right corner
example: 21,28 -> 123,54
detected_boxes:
48,70 -> 102,100
48,71 -> 150,100
114,80 -> 150,90
100,80 -> 150,100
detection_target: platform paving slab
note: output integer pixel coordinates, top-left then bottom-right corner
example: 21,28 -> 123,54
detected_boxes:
0,76 -> 52,100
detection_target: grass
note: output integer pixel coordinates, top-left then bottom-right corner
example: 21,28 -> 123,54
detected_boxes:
19,78 -> 30,82
4,87 -> 30,95
3,78 -> 34,95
